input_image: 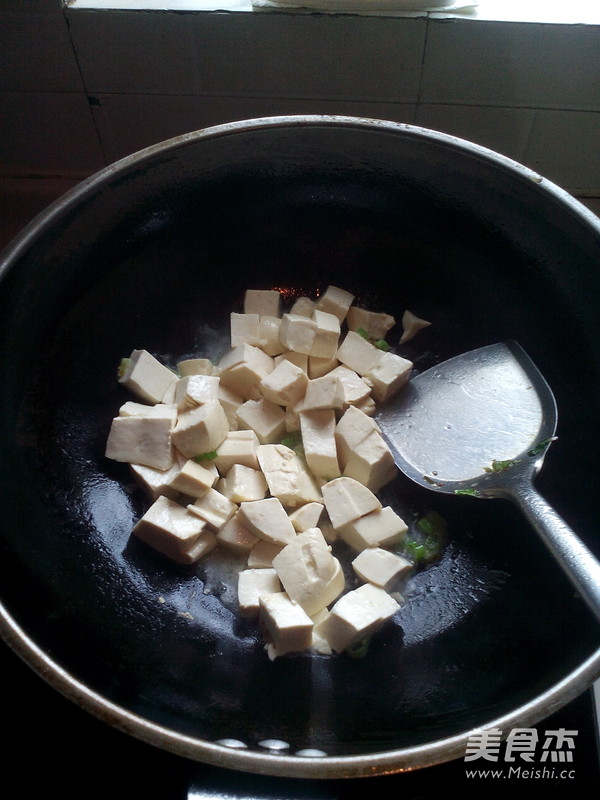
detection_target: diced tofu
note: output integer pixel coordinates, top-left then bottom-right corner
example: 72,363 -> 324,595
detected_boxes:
187,487 -> 237,530
258,316 -> 285,357
259,359 -> 308,407
313,583 -> 400,653
321,477 -> 381,530
288,501 -> 324,532
346,307 -> 396,340
238,568 -> 282,617
176,357 -> 215,377
400,310 -> 431,344
328,365 -> 371,408
119,349 -> 178,404
336,331 -> 383,376
259,592 -> 314,659
230,312 -> 261,347
247,540 -> 284,568
308,355 -> 339,379
335,405 -> 396,492
309,310 -> 341,360
314,285 -> 354,323
256,444 -> 322,507
289,296 -> 315,317
129,450 -> 186,501
302,374 -> 344,411
272,528 -> 345,616
167,458 -> 217,498
340,506 -> 408,551
236,398 -> 286,444
212,429 -> 260,474
218,343 -> 274,398
118,400 -> 153,417
364,351 -> 413,402
221,464 -> 268,502
182,531 -> 219,564
279,313 -> 317,355
132,495 -> 210,563
237,497 -> 297,546
352,547 -> 412,591
216,512 -> 260,553
244,289 -> 282,317
354,396 -> 377,417
105,403 -> 177,470
171,400 -> 230,459
274,351 -> 309,373
218,384 -> 244,431
299,409 -> 341,481
174,374 -> 220,410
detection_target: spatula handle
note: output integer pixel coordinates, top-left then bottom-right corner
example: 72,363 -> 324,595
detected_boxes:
509,482 -> 600,625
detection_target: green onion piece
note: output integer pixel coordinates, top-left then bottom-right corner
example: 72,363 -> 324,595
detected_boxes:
117,357 -> 131,379
454,488 -> 480,496
416,510 -> 447,538
403,538 -> 428,563
528,436 -> 556,457
193,450 -> 218,462
374,338 -> 390,351
356,327 -> 370,340
345,637 -> 370,659
484,458 -> 520,473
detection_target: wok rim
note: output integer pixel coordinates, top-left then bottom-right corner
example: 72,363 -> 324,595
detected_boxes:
1,114 -> 599,779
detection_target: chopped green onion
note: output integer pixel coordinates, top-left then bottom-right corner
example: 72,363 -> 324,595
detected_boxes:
374,338 -> 390,351
345,636 -> 370,659
454,488 -> 480,496
356,327 -> 370,340
193,450 -> 218,462
484,458 -> 520,473
117,357 -> 131,379
528,436 -> 557,457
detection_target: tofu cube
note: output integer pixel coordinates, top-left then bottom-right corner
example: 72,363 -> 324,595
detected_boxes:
172,400 -> 230,459
212,429 -> 260,474
105,403 -> 177,470
216,512 -> 260,553
256,444 -> 322,507
167,458 -> 217,498
119,349 -> 178,404
244,289 -> 282,317
274,351 -> 309,373
279,313 -> 317,355
299,409 -> 341,481
321,477 -> 381,530
289,296 -> 315,317
176,357 -> 215,377
308,355 -> 339,379
174,374 -> 220,410
218,383 -> 244,431
302,374 -> 344,411
230,312 -> 261,347
236,397 -> 286,444
187,487 -> 237,530
346,307 -> 396,341
221,464 -> 268,502
129,451 -> 185,501
259,592 -> 314,659
259,315 -> 285,357
132,495 -> 210,563
400,310 -> 431,344
364,351 -> 413,402
336,331 -> 383,376
328,365 -> 371,408
247,540 -> 284,568
218,343 -> 274,398
336,405 -> 397,492
309,310 -> 341,360
314,583 -> 400,653
272,528 -> 345,616
340,506 -> 408,551
288,502 -> 324,532
314,285 -> 355,323
352,547 -> 412,591
259,359 -> 308,408
238,568 -> 282,617
237,497 -> 297,546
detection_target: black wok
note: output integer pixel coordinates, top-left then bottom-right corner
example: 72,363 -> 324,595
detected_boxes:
1,116 -> 599,780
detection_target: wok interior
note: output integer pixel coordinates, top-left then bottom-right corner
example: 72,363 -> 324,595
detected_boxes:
1,120 -> 599,766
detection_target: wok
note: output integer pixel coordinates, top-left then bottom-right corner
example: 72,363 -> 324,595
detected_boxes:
1,116 -> 599,780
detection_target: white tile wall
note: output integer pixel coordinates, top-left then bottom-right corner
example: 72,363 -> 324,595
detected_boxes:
0,2 -> 597,196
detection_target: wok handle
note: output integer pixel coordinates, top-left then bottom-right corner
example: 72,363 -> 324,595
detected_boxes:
508,481 -> 600,625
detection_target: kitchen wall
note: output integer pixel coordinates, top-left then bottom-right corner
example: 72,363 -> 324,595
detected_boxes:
1,0 -> 599,196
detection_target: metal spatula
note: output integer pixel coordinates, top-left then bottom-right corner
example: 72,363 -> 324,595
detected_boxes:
377,340 -> 600,623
